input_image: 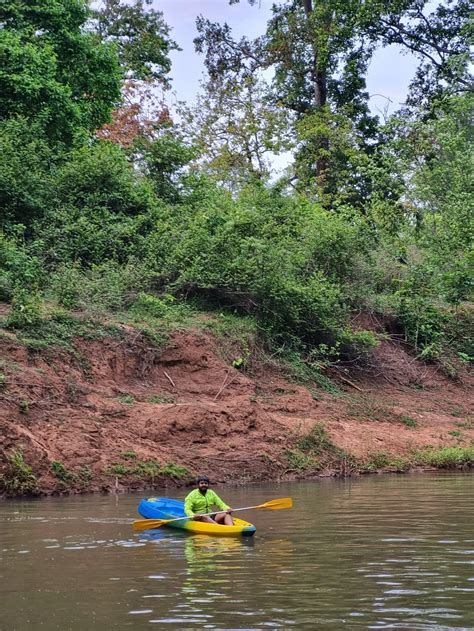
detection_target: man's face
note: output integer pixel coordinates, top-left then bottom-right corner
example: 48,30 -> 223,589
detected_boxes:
198,480 -> 209,493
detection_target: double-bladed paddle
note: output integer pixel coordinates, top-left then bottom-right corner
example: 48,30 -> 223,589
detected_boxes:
132,496 -> 293,531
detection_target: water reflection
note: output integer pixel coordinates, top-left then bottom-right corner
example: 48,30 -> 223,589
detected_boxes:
184,533 -> 253,571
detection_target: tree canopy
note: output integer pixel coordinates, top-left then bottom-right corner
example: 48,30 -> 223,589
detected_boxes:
0,0 -> 472,369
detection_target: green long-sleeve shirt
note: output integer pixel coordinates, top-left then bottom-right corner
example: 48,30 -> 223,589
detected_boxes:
184,488 -> 229,517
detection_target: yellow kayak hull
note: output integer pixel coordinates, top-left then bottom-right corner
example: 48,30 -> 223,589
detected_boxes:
138,498 -> 256,536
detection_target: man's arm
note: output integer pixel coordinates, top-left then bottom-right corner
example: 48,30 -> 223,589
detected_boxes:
184,491 -> 196,517
210,490 -> 230,512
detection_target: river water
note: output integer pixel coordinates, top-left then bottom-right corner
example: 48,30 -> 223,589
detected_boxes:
1,474 -> 473,630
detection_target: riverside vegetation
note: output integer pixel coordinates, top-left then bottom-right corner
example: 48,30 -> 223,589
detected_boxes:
0,1 -> 472,496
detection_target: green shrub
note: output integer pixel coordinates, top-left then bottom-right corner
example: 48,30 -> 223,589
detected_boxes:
0,233 -> 43,301
286,449 -> 316,471
78,466 -> 93,483
130,292 -> 192,323
147,394 -> 175,404
416,447 -> 474,468
288,423 -> 347,471
297,423 -> 334,454
364,451 -> 390,471
389,456 -> 412,472
105,464 -> 133,476
135,460 -> 160,479
159,462 -> 189,478
400,415 -> 418,428
12,311 -> 122,351
51,461 -> 74,482
121,451 -> 138,459
0,118 -> 54,228
0,450 -> 38,496
6,289 -> 43,329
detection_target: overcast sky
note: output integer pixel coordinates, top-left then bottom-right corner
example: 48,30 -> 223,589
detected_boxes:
157,0 -> 420,118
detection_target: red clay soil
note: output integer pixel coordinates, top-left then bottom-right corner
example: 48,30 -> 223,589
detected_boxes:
0,319 -> 473,496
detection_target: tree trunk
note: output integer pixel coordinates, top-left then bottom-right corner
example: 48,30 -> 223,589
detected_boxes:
303,0 -> 329,186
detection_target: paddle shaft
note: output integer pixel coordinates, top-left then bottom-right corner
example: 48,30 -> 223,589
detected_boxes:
158,503 -> 261,525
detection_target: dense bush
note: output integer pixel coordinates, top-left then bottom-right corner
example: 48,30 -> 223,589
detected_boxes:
0,118 -> 55,228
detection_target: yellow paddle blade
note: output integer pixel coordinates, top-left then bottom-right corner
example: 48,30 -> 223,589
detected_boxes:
257,497 -> 293,510
133,518 -> 174,531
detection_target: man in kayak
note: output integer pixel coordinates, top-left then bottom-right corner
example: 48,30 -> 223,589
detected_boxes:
184,476 -> 234,525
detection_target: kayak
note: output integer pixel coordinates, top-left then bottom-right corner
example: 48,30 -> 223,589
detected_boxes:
137,497 -> 257,537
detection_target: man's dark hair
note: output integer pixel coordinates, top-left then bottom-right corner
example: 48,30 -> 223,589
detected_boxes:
196,475 -> 210,483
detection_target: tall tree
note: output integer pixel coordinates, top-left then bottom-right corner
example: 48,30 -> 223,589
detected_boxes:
93,0 -> 180,174
196,1 -> 471,206
92,0 -> 178,83
362,0 -> 472,111
196,1 -> 379,205
183,73 -> 290,190
0,0 -> 122,144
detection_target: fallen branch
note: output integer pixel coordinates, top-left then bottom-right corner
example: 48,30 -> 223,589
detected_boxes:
213,369 -> 238,401
163,370 -> 176,389
338,375 -> 366,392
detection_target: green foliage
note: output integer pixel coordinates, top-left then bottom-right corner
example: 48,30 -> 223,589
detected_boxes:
285,449 -> 315,471
0,232 -> 43,300
416,447 -> 474,469
7,289 -> 43,329
78,465 -> 93,484
157,183 -> 373,351
0,0 -> 470,392
51,461 -> 74,482
47,260 -> 156,314
116,394 -> 135,405
92,0 -> 178,82
135,132 -> 197,202
0,0 -> 122,144
121,451 -> 138,459
393,259 -> 473,361
400,415 -> 418,428
106,463 -> 132,475
184,72 -> 289,189
0,450 -> 38,497
389,456 -> 413,473
159,462 -> 189,478
401,95 -> 473,258
105,459 -> 189,480
276,349 -> 341,394
360,451 -> 390,472
147,394 -> 175,404
10,311 -> 122,352
33,143 -> 159,267
296,423 -> 336,454
130,292 -> 192,322
366,1 -> 471,109
0,118 -> 55,227
54,142 -> 155,217
286,422 -> 347,471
